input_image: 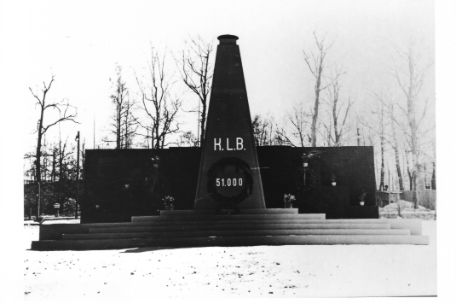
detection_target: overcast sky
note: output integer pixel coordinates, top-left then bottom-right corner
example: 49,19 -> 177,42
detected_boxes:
22,0 -> 434,151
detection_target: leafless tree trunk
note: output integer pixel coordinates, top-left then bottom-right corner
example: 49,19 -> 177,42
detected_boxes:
360,94 -> 387,191
379,101 -> 386,191
389,104 -> 405,191
51,147 -> 57,182
106,66 -> 137,149
58,139 -> 68,182
273,127 -> 292,146
303,32 -> 331,147
29,75 -> 78,219
177,131 -> 199,147
41,138 -> 49,182
252,115 -> 268,146
38,136 -> 54,182
57,138 -> 70,210
325,71 -> 352,146
115,91 -> 123,149
363,91 -> 413,193
180,37 -> 213,146
405,153 -> 413,191
122,98 -> 137,149
322,120 -> 332,147
394,46 -> 430,208
287,103 -> 311,147
252,114 -> 277,146
137,48 -> 181,149
252,114 -> 292,146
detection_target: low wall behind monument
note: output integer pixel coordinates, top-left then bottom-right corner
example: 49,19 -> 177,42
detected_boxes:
401,190 -> 436,210
81,146 -> 378,223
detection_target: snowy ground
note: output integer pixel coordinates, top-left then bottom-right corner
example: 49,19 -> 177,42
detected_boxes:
379,200 -> 437,220
23,220 -> 436,300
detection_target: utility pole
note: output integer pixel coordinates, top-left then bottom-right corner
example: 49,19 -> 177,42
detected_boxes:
75,131 -> 80,219
37,182 -> 41,219
356,127 -> 361,146
197,101 -> 201,146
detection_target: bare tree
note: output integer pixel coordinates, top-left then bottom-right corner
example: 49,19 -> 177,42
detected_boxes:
137,49 -> 181,149
57,139 -> 69,181
113,73 -> 126,149
36,135 -> 55,182
303,32 -> 332,147
180,37 -> 213,146
273,127 -> 294,146
29,75 -> 78,218
363,92 -> 411,193
252,114 -> 273,146
388,104 -> 405,191
324,71 -> 353,147
122,97 -> 138,149
55,138 -> 73,212
106,66 -> 137,149
358,93 -> 387,191
177,131 -> 199,147
285,103 -> 311,147
378,101 -> 386,191
394,46 -> 432,208
252,114 -> 288,146
50,146 -> 57,182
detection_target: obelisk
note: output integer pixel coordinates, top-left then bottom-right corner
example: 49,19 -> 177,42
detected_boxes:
194,34 -> 266,210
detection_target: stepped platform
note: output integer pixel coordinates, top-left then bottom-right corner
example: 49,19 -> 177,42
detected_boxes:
31,209 -> 429,250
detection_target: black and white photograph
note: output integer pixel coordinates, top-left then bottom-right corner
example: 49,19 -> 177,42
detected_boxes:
1,0 -> 455,302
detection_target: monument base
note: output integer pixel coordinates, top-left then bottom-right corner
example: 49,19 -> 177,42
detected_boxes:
31,209 -> 428,250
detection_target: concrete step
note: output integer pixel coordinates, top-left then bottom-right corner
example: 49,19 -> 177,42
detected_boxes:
89,222 -> 392,234
31,234 -> 429,250
38,219 -> 391,240
62,228 -> 411,240
128,218 -> 388,226
158,208 -> 300,215
127,219 -> 388,228
131,213 -> 325,222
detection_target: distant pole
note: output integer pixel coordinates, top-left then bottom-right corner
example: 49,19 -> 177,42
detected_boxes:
387,164 -> 391,191
197,102 -> 201,146
356,128 -> 361,146
75,131 -> 80,219
37,182 -> 41,219
35,121 -> 41,220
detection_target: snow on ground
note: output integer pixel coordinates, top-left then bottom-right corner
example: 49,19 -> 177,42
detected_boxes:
379,200 -> 437,220
23,221 -> 436,300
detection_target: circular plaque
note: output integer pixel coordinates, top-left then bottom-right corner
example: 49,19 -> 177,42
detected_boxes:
207,157 -> 253,203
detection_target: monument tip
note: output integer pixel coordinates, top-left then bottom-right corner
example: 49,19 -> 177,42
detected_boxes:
218,34 -> 239,44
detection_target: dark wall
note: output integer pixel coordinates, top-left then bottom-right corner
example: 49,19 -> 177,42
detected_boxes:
257,146 -> 378,218
82,148 -> 200,222
82,146 -> 377,223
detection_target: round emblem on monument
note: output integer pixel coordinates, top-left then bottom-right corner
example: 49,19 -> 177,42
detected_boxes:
207,157 -> 253,203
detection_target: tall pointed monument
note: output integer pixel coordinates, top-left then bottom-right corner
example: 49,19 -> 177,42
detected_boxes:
194,34 -> 266,210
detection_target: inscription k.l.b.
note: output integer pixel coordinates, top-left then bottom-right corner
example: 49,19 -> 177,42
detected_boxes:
213,137 -> 245,151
